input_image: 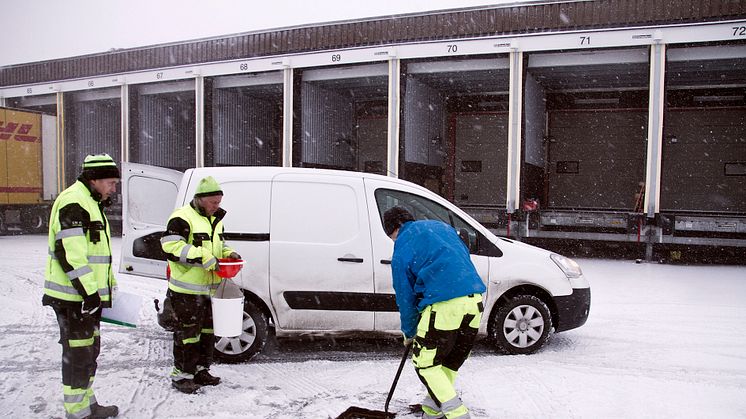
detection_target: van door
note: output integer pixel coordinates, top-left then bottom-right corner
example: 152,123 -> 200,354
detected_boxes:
364,177 -> 495,332
269,173 -> 374,331
119,163 -> 183,278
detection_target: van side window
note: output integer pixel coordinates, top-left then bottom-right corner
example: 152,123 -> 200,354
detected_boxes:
374,189 -> 501,257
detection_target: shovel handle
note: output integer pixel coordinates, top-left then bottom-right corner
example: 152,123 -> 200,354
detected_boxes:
384,341 -> 413,413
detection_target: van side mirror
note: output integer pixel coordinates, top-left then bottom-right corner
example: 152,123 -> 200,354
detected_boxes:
458,228 -> 472,250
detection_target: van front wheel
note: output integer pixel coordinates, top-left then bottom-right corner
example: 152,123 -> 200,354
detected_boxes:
490,295 -> 552,355
214,299 -> 268,363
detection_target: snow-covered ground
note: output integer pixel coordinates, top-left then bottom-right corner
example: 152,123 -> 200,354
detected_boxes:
2,234 -> 745,419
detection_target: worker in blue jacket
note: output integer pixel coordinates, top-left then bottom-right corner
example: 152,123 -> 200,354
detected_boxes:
384,206 -> 486,419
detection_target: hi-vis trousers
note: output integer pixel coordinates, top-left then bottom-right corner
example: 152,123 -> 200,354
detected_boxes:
169,290 -> 215,381
412,294 -> 483,419
53,306 -> 101,419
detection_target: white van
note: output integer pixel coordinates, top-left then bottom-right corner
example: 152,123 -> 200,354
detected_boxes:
121,163 -> 590,362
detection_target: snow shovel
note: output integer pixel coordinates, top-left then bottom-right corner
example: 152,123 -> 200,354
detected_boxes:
335,341 -> 413,419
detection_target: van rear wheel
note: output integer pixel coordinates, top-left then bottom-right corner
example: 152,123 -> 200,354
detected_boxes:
490,295 -> 552,355
214,299 -> 268,363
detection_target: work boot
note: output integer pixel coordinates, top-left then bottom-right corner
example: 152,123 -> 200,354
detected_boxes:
194,369 -> 221,386
171,378 -> 201,394
88,403 -> 119,418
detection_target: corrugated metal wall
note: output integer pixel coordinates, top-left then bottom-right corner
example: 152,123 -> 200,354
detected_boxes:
64,99 -> 120,186
403,77 -> 445,166
212,89 -> 278,166
133,94 -> 195,170
3,0 -> 745,87
301,83 -> 355,168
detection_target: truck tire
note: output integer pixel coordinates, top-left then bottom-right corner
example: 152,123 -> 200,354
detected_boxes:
26,212 -> 47,233
214,299 -> 268,363
490,295 -> 552,355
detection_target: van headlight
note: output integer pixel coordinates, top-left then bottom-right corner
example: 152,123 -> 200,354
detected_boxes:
550,254 -> 583,279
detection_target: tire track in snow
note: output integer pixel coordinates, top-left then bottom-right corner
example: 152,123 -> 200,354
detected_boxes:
109,325 -> 175,419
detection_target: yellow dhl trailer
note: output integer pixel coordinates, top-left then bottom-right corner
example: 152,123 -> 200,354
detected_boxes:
0,107 -> 57,233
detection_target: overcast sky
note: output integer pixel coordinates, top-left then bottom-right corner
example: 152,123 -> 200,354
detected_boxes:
1,0 -> 531,67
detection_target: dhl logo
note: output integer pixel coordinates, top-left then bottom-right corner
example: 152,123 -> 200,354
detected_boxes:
0,122 -> 40,142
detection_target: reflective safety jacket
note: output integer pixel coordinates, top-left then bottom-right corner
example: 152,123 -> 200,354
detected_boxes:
160,202 -> 235,295
43,180 -> 116,308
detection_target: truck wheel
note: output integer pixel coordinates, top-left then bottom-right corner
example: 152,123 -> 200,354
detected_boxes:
214,299 -> 268,363
26,213 -> 47,233
490,295 -> 552,355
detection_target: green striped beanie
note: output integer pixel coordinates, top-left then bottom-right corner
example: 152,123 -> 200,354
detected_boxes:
81,154 -> 120,180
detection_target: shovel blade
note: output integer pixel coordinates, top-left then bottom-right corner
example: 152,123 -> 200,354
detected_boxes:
335,406 -> 395,419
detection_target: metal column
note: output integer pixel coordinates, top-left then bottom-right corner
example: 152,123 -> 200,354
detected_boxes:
56,91 -> 65,192
387,56 -> 401,178
120,84 -> 129,163
282,66 -> 294,167
644,42 -> 666,259
645,43 -> 665,218
506,49 -> 523,213
195,75 -> 205,168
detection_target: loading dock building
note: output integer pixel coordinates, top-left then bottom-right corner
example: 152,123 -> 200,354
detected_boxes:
1,0 -> 745,256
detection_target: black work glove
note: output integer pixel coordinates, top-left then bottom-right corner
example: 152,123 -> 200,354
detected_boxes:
81,293 -> 101,316
228,252 -> 241,260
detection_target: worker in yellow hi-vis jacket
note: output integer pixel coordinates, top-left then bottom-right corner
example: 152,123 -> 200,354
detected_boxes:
160,176 -> 240,394
43,154 -> 120,419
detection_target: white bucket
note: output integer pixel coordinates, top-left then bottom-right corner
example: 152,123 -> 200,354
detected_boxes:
102,292 -> 143,328
212,279 -> 245,337
211,296 -> 244,337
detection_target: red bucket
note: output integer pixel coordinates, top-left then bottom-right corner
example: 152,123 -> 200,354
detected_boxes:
216,259 -> 245,278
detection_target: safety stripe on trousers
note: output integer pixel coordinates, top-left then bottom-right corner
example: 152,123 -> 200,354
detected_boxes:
65,405 -> 91,419
171,368 -> 194,380
63,382 -> 93,419
69,335 -> 95,348
183,333 -> 201,345
63,393 -> 85,404
438,395 -> 469,419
